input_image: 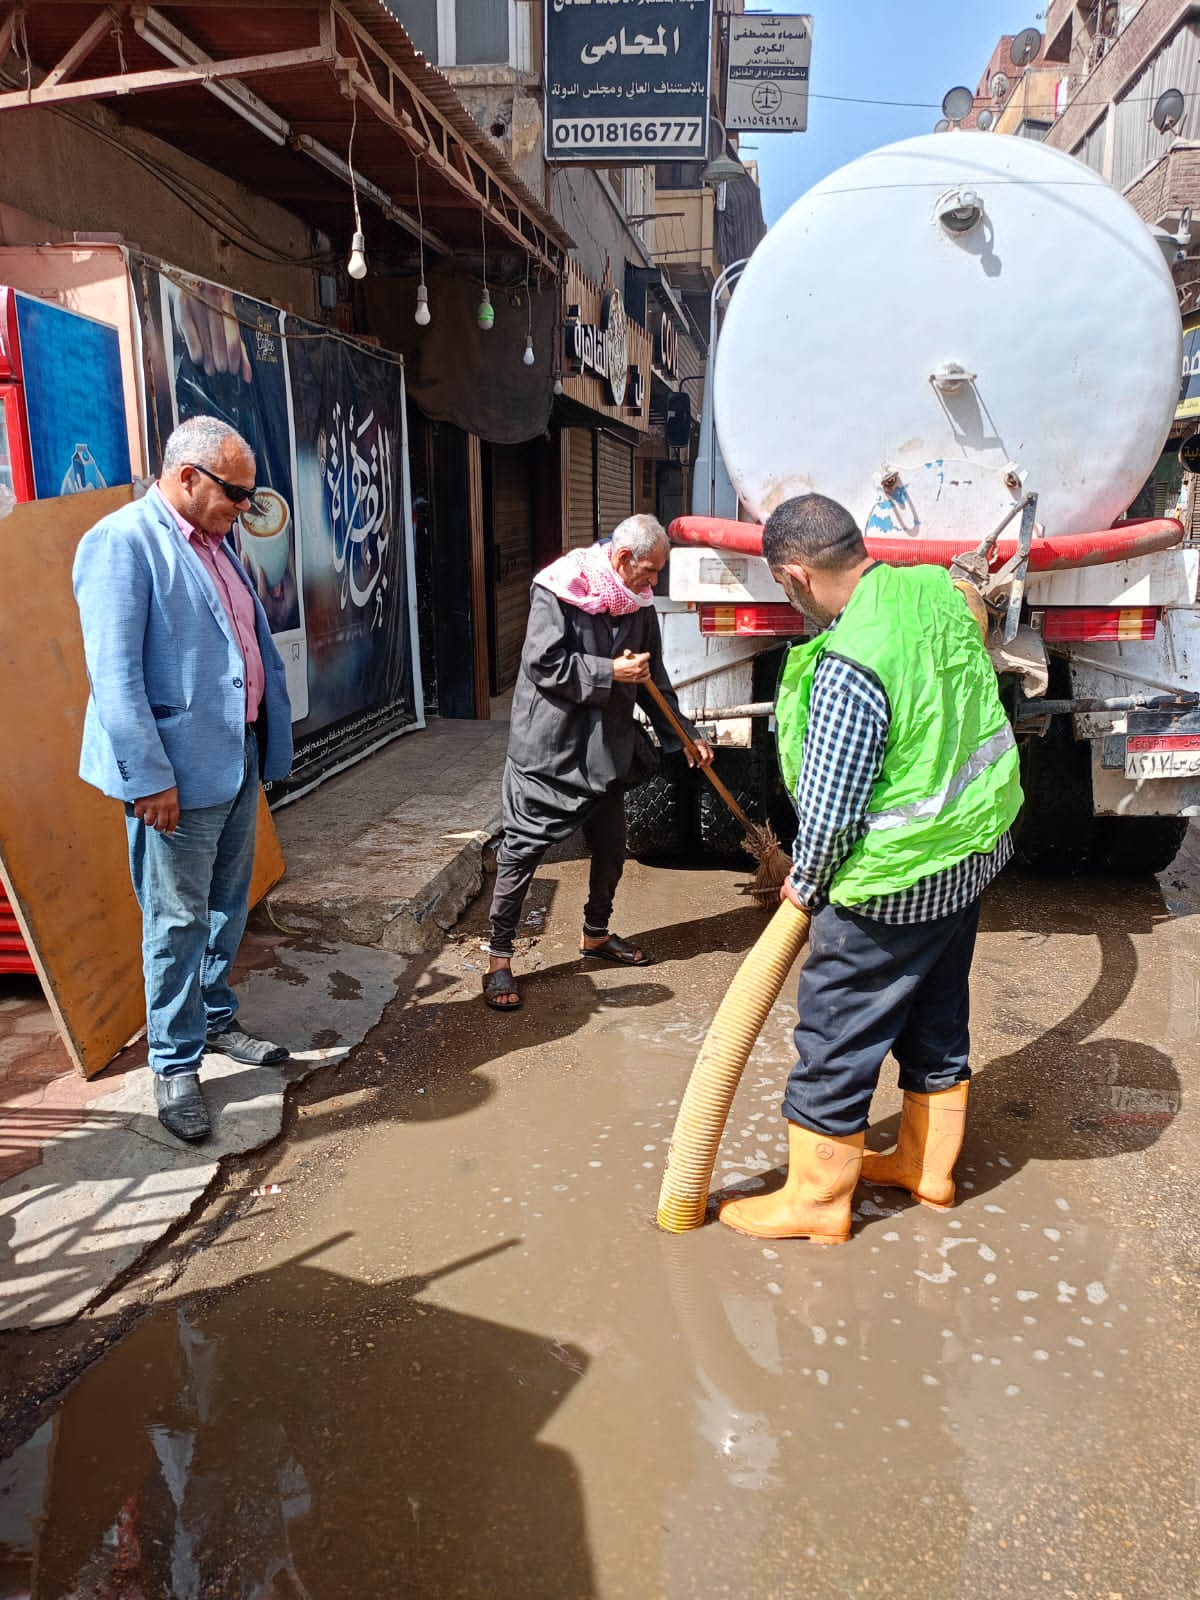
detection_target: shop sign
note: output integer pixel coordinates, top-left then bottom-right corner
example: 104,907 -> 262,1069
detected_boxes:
726,14 -> 812,133
653,311 -> 678,378
545,0 -> 711,164
563,288 -> 633,407
625,365 -> 646,414
1180,318 -> 1200,420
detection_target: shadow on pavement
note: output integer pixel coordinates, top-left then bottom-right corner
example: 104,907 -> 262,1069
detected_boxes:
10,1238 -> 595,1598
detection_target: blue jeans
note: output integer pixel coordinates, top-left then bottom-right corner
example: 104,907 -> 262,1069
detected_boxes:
782,897 -> 982,1138
126,729 -> 260,1077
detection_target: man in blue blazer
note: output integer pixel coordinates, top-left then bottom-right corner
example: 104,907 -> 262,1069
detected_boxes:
73,416 -> 294,1141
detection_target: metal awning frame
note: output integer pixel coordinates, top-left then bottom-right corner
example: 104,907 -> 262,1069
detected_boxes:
0,0 -> 568,271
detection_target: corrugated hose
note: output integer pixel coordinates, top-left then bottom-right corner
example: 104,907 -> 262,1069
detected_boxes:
656,898 -> 811,1232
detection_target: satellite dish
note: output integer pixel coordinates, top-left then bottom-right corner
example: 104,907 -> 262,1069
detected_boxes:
976,109 -> 996,132
990,72 -> 1011,100
1010,27 -> 1042,66
933,119 -> 951,134
942,86 -> 975,123
1153,88 -> 1186,133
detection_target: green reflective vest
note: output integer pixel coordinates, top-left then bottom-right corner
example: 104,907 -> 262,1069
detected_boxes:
776,563 -> 1022,905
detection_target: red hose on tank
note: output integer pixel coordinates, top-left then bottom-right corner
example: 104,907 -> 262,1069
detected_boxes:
669,515 -> 1185,572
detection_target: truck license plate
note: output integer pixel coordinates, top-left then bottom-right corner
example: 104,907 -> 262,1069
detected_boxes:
1125,733 -> 1200,779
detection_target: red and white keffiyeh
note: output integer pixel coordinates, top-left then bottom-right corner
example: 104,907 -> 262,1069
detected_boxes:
533,541 -> 654,617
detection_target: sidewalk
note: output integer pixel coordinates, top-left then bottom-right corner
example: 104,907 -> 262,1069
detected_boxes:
0,717 -> 508,1331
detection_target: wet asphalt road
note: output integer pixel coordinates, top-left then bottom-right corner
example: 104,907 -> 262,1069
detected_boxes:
3,840 -> 1200,1598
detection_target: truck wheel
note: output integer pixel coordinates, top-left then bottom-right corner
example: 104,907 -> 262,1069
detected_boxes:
1012,717 -> 1096,873
624,751 -> 696,861
1091,816 -> 1189,876
698,744 -> 765,859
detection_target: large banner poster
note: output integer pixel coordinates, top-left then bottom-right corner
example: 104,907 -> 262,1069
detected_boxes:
135,259 -> 422,789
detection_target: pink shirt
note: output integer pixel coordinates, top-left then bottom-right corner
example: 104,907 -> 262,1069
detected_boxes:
157,487 -> 265,723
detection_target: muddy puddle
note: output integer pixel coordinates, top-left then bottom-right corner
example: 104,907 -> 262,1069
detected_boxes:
2,857 -> 1199,1596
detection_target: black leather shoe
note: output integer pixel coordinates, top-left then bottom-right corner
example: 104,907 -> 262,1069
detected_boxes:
155,1073 -> 211,1142
204,1027 -> 289,1066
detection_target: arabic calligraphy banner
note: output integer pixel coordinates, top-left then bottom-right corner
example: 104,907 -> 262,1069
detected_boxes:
545,0 -> 712,164
135,258 -> 423,791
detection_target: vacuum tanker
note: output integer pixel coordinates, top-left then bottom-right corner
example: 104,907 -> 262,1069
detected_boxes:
640,131 -> 1200,874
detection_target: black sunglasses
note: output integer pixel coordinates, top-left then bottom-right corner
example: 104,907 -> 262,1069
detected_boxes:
186,462 -> 261,512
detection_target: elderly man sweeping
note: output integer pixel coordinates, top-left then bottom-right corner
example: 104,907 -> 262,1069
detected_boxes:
483,515 -> 713,1011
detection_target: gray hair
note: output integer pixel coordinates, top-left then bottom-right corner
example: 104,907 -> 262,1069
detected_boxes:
611,513 -> 669,562
161,415 -> 252,474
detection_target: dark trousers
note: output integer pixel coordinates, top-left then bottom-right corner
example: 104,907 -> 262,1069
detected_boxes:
782,897 -> 982,1138
488,786 -> 627,957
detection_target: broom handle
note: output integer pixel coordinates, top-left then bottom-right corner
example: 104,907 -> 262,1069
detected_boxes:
639,672 -> 755,832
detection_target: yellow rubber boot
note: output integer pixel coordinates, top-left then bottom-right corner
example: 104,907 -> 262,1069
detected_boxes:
860,1082 -> 969,1210
718,1122 -> 864,1244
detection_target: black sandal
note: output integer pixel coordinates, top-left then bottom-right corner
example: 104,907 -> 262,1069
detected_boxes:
482,968 -> 522,1010
579,933 -> 652,966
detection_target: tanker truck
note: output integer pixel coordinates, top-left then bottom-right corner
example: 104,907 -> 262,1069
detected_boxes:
627,130 -> 1199,876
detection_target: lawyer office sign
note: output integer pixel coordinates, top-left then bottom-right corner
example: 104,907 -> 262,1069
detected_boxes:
545,0 -> 712,163
726,13 -> 812,133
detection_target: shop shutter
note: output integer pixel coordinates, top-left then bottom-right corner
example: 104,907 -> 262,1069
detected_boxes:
596,433 -> 633,539
491,444 -> 534,691
1188,476 -> 1200,541
567,427 -> 595,548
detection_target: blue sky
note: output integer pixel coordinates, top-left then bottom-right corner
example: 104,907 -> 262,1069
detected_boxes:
744,3 -> 1046,223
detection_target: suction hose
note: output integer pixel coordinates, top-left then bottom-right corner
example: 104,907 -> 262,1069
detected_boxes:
657,899 -> 811,1232
669,514 -> 1185,572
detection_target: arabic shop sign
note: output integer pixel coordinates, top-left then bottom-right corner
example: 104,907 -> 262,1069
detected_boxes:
726,14 -> 812,133
545,0 -> 712,164
564,289 -> 633,407
1179,317 -> 1200,420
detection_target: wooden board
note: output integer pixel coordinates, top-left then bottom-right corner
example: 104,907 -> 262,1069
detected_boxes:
0,487 -> 286,1078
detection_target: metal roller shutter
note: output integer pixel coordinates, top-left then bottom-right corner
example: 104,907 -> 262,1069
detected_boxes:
566,428 -> 595,548
597,432 -> 633,539
490,444 -> 534,691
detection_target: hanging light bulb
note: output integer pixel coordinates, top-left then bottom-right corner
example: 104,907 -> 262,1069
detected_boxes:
553,372 -> 564,396
521,260 -> 535,366
412,153 -> 430,326
476,206 -> 493,329
346,101 -> 368,280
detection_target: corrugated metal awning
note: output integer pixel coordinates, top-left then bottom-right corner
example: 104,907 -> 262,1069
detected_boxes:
0,1 -> 571,271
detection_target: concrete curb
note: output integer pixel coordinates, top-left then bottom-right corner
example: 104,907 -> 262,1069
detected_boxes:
268,814 -> 501,957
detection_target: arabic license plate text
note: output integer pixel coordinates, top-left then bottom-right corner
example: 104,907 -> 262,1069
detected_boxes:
1125,733 -> 1200,779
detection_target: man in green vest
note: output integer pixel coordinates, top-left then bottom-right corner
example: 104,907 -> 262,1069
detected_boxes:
719,494 -> 1022,1244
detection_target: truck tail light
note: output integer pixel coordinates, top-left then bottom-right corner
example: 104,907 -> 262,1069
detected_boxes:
1039,607 -> 1159,643
698,603 -> 807,637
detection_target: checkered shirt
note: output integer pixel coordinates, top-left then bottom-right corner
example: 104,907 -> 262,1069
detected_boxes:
789,650 -> 1012,924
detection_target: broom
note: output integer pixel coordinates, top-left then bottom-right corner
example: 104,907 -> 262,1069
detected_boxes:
639,672 -> 793,905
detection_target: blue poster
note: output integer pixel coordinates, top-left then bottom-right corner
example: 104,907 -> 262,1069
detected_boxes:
14,294 -> 131,497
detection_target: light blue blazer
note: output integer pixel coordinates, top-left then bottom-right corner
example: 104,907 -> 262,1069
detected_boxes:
73,487 -> 293,810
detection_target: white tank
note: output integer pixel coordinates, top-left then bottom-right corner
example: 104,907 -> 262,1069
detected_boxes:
713,131 -> 1183,540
